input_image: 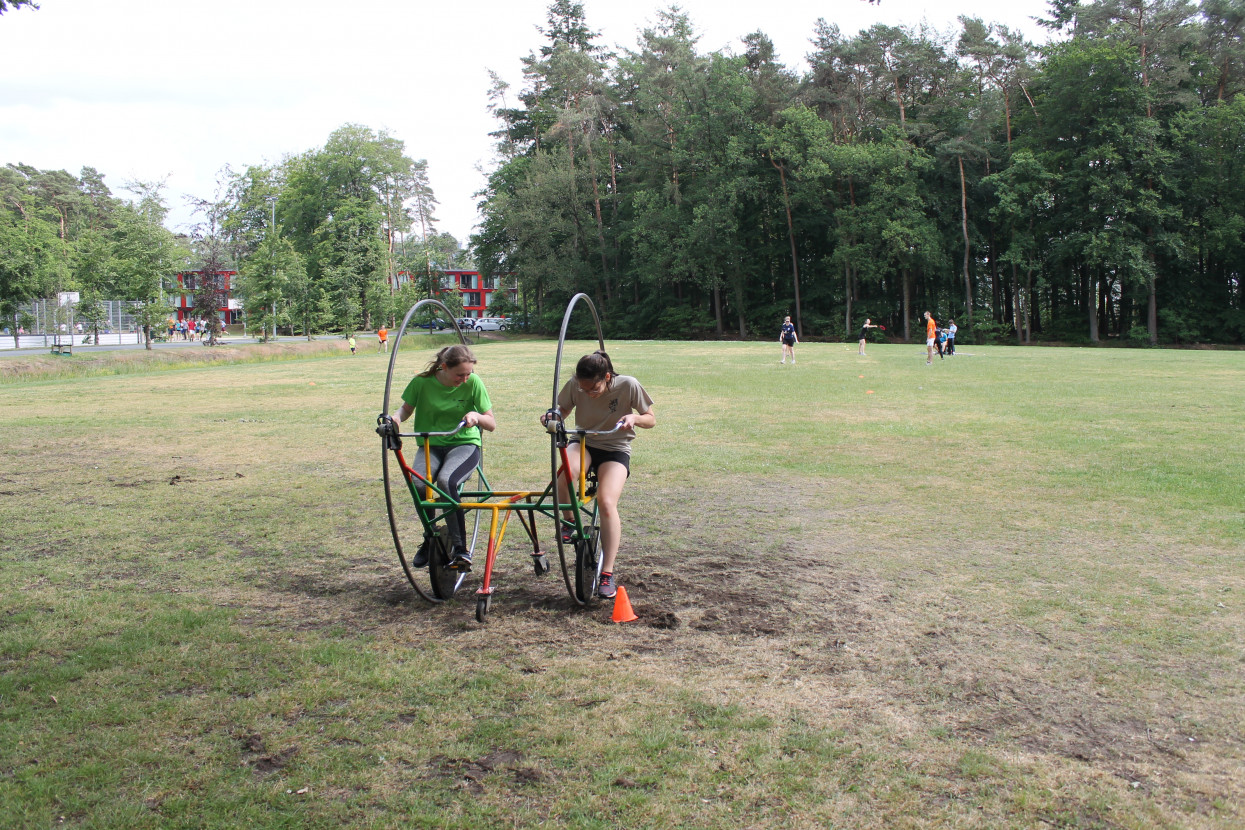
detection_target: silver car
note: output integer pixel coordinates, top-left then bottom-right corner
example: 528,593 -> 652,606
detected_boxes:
473,317 -> 506,331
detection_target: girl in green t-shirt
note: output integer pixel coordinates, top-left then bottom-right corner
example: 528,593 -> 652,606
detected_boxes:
390,345 -> 495,571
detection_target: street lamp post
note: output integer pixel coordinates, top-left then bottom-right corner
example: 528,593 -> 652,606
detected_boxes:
265,195 -> 277,341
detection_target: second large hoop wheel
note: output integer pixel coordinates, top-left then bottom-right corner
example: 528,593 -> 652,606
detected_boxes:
574,527 -> 603,603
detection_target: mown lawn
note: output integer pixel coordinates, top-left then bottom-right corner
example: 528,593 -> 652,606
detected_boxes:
2,338 -> 1241,828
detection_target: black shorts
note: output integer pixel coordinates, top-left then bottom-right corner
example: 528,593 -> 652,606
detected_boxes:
585,445 -> 631,478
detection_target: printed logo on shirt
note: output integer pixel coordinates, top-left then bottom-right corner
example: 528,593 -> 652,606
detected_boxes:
608,397 -> 618,413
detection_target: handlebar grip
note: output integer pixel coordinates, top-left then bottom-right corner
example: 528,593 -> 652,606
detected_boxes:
543,409 -> 561,434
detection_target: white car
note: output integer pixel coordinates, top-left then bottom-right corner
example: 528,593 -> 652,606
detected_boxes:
454,317 -> 477,331
473,317 -> 506,331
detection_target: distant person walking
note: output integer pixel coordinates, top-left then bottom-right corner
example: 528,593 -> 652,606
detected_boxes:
946,320 -> 957,356
377,325 -> 388,353
779,316 -> 798,364
858,319 -> 878,356
924,311 -> 937,365
348,335 -> 357,355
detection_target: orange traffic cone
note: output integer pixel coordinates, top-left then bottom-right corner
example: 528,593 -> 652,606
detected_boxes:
612,585 -> 638,623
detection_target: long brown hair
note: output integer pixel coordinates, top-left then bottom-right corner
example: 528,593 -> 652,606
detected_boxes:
575,350 -> 616,384
418,344 -> 477,378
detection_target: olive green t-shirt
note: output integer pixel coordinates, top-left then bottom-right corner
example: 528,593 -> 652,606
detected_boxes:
400,373 -> 492,447
557,375 -> 653,454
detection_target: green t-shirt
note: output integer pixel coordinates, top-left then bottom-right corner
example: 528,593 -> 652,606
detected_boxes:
400,373 -> 492,447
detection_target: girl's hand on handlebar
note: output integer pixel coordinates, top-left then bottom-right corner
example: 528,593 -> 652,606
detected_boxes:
467,409 -> 496,432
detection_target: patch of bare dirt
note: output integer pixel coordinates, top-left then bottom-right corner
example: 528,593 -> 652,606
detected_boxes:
158,478 -> 1244,823
233,729 -> 300,777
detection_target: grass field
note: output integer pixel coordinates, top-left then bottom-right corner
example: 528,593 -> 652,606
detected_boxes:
1,337 -> 1242,828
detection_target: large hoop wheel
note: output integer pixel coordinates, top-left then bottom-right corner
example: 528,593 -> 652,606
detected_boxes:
551,293 -> 606,606
381,299 -> 480,603
574,524 -> 604,604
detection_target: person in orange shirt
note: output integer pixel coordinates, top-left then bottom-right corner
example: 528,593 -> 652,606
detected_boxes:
923,311 -> 937,364
377,325 -> 389,353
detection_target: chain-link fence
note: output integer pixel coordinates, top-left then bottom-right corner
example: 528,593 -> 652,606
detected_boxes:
1,299 -> 149,349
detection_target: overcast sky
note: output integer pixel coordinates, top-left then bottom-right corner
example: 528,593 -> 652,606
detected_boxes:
1,0 -> 1054,243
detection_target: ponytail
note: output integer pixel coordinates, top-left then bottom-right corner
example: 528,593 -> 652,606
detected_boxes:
419,344 -> 477,378
575,350 -> 615,385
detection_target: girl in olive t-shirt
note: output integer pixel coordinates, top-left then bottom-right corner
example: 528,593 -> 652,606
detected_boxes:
540,350 -> 655,599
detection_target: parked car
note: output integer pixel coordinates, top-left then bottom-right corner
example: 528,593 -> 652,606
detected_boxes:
412,318 -> 449,330
454,317 -> 477,331
473,317 -> 506,331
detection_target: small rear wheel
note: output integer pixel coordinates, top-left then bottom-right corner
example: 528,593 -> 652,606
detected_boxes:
574,526 -> 603,604
475,593 -> 492,623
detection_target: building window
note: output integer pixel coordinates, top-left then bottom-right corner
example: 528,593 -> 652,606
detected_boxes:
182,274 -> 196,290
459,273 -> 476,289
464,292 -> 482,308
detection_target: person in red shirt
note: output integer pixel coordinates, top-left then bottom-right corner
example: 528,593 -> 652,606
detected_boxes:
924,311 -> 937,365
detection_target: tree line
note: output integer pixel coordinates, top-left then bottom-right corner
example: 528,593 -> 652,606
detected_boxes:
0,125 -> 465,347
0,166 -> 185,347
474,0 -> 1245,345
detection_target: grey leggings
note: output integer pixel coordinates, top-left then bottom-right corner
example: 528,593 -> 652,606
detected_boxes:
413,443 -> 481,549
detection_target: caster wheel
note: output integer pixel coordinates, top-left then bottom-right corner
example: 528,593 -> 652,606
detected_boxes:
532,553 -> 550,576
475,593 -> 492,623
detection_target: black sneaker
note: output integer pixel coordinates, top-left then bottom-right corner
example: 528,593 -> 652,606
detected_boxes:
411,541 -> 430,568
449,546 -> 472,572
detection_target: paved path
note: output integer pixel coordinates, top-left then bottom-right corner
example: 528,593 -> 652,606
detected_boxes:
0,334 -> 373,356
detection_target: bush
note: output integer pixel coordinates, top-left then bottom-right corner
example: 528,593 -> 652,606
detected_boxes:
1039,315 -> 1092,344
655,305 -> 714,338
1217,308 -> 1245,343
1126,324 -> 1156,345
798,311 -> 843,341
965,319 -> 1014,345
1157,307 -> 1204,344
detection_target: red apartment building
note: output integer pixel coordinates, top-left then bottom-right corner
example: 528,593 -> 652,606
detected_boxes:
169,269 -> 513,326
171,271 -> 241,324
389,270 -> 518,318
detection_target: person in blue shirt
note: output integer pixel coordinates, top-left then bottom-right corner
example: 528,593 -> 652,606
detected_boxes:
779,316 -> 798,364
